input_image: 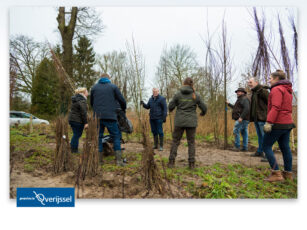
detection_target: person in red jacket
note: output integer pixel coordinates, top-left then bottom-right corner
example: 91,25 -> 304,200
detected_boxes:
262,70 -> 295,182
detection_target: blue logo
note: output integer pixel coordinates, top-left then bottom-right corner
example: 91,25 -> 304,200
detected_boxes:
17,188 -> 75,207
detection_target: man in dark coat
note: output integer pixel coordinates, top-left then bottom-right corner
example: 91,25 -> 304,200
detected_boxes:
90,73 -> 126,166
226,87 -> 250,151
141,88 -> 167,151
248,77 -> 269,161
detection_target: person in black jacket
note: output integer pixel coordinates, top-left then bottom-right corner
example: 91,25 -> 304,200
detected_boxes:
90,73 -> 127,166
68,87 -> 88,153
226,87 -> 250,152
141,88 -> 167,151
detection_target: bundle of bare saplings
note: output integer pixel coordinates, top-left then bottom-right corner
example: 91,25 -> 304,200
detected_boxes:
53,115 -> 72,174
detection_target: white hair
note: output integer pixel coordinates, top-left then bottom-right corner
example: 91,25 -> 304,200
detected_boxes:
249,77 -> 259,83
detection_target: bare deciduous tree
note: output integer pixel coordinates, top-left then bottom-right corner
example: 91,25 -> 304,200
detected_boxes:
251,8 -> 271,84
97,51 -> 129,101
10,35 -> 48,96
156,44 -> 198,98
278,15 -> 291,81
126,35 -> 146,120
56,7 -> 104,113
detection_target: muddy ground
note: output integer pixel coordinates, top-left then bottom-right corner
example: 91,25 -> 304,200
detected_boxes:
10,139 -> 297,199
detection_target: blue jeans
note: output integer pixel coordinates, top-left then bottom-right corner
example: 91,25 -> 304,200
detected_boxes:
233,120 -> 249,149
99,119 -> 121,152
263,129 -> 292,171
69,121 -> 85,151
150,119 -> 164,137
254,121 -> 265,153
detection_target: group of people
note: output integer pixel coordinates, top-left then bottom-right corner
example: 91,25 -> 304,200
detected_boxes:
68,69 -> 295,183
226,70 -> 295,182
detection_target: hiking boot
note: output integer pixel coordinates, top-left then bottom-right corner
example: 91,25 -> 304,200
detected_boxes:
240,148 -> 248,152
251,151 -> 264,157
167,160 -> 175,168
189,162 -> 195,169
115,150 -> 125,166
282,171 -> 293,181
159,136 -> 164,151
153,136 -> 158,149
264,170 -> 284,182
229,147 -> 240,152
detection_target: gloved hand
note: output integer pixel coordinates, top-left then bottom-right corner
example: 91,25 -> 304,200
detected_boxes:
140,100 -> 144,105
264,122 -> 273,133
200,111 -> 206,116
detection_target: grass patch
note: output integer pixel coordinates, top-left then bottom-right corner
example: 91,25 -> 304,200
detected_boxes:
167,163 -> 297,199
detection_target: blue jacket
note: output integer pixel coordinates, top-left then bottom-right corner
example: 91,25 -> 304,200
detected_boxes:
90,78 -> 126,120
142,95 -> 167,120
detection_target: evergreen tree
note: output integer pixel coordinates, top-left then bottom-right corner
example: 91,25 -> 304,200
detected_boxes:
31,58 -> 60,116
73,36 -> 97,90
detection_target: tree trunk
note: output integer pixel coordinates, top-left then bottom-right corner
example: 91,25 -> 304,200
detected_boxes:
57,7 -> 78,114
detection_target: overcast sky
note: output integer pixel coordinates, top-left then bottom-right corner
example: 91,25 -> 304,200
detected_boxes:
9,6 -> 297,101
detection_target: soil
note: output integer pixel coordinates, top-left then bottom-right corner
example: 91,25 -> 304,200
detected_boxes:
10,140 -> 297,199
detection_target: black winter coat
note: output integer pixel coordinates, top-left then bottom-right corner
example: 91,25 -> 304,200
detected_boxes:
90,80 -> 126,120
142,95 -> 167,120
228,95 -> 250,121
68,94 -> 88,124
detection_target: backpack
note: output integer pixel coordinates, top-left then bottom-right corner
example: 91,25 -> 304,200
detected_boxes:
116,109 -> 133,134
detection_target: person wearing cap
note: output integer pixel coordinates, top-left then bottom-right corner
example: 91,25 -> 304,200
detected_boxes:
226,87 -> 250,151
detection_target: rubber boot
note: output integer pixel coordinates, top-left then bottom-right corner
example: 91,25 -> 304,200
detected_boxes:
167,159 -> 175,168
115,150 -> 125,166
189,162 -> 195,169
153,136 -> 158,149
282,171 -> 293,181
264,170 -> 284,182
159,136 -> 163,151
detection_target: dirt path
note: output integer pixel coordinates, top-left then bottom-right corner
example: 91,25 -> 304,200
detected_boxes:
10,141 -> 297,199
124,141 -> 298,169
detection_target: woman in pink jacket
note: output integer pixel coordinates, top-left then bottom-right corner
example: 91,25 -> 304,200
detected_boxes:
263,70 -> 295,182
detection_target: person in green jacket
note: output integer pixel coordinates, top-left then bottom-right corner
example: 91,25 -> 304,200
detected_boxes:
167,77 -> 207,169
